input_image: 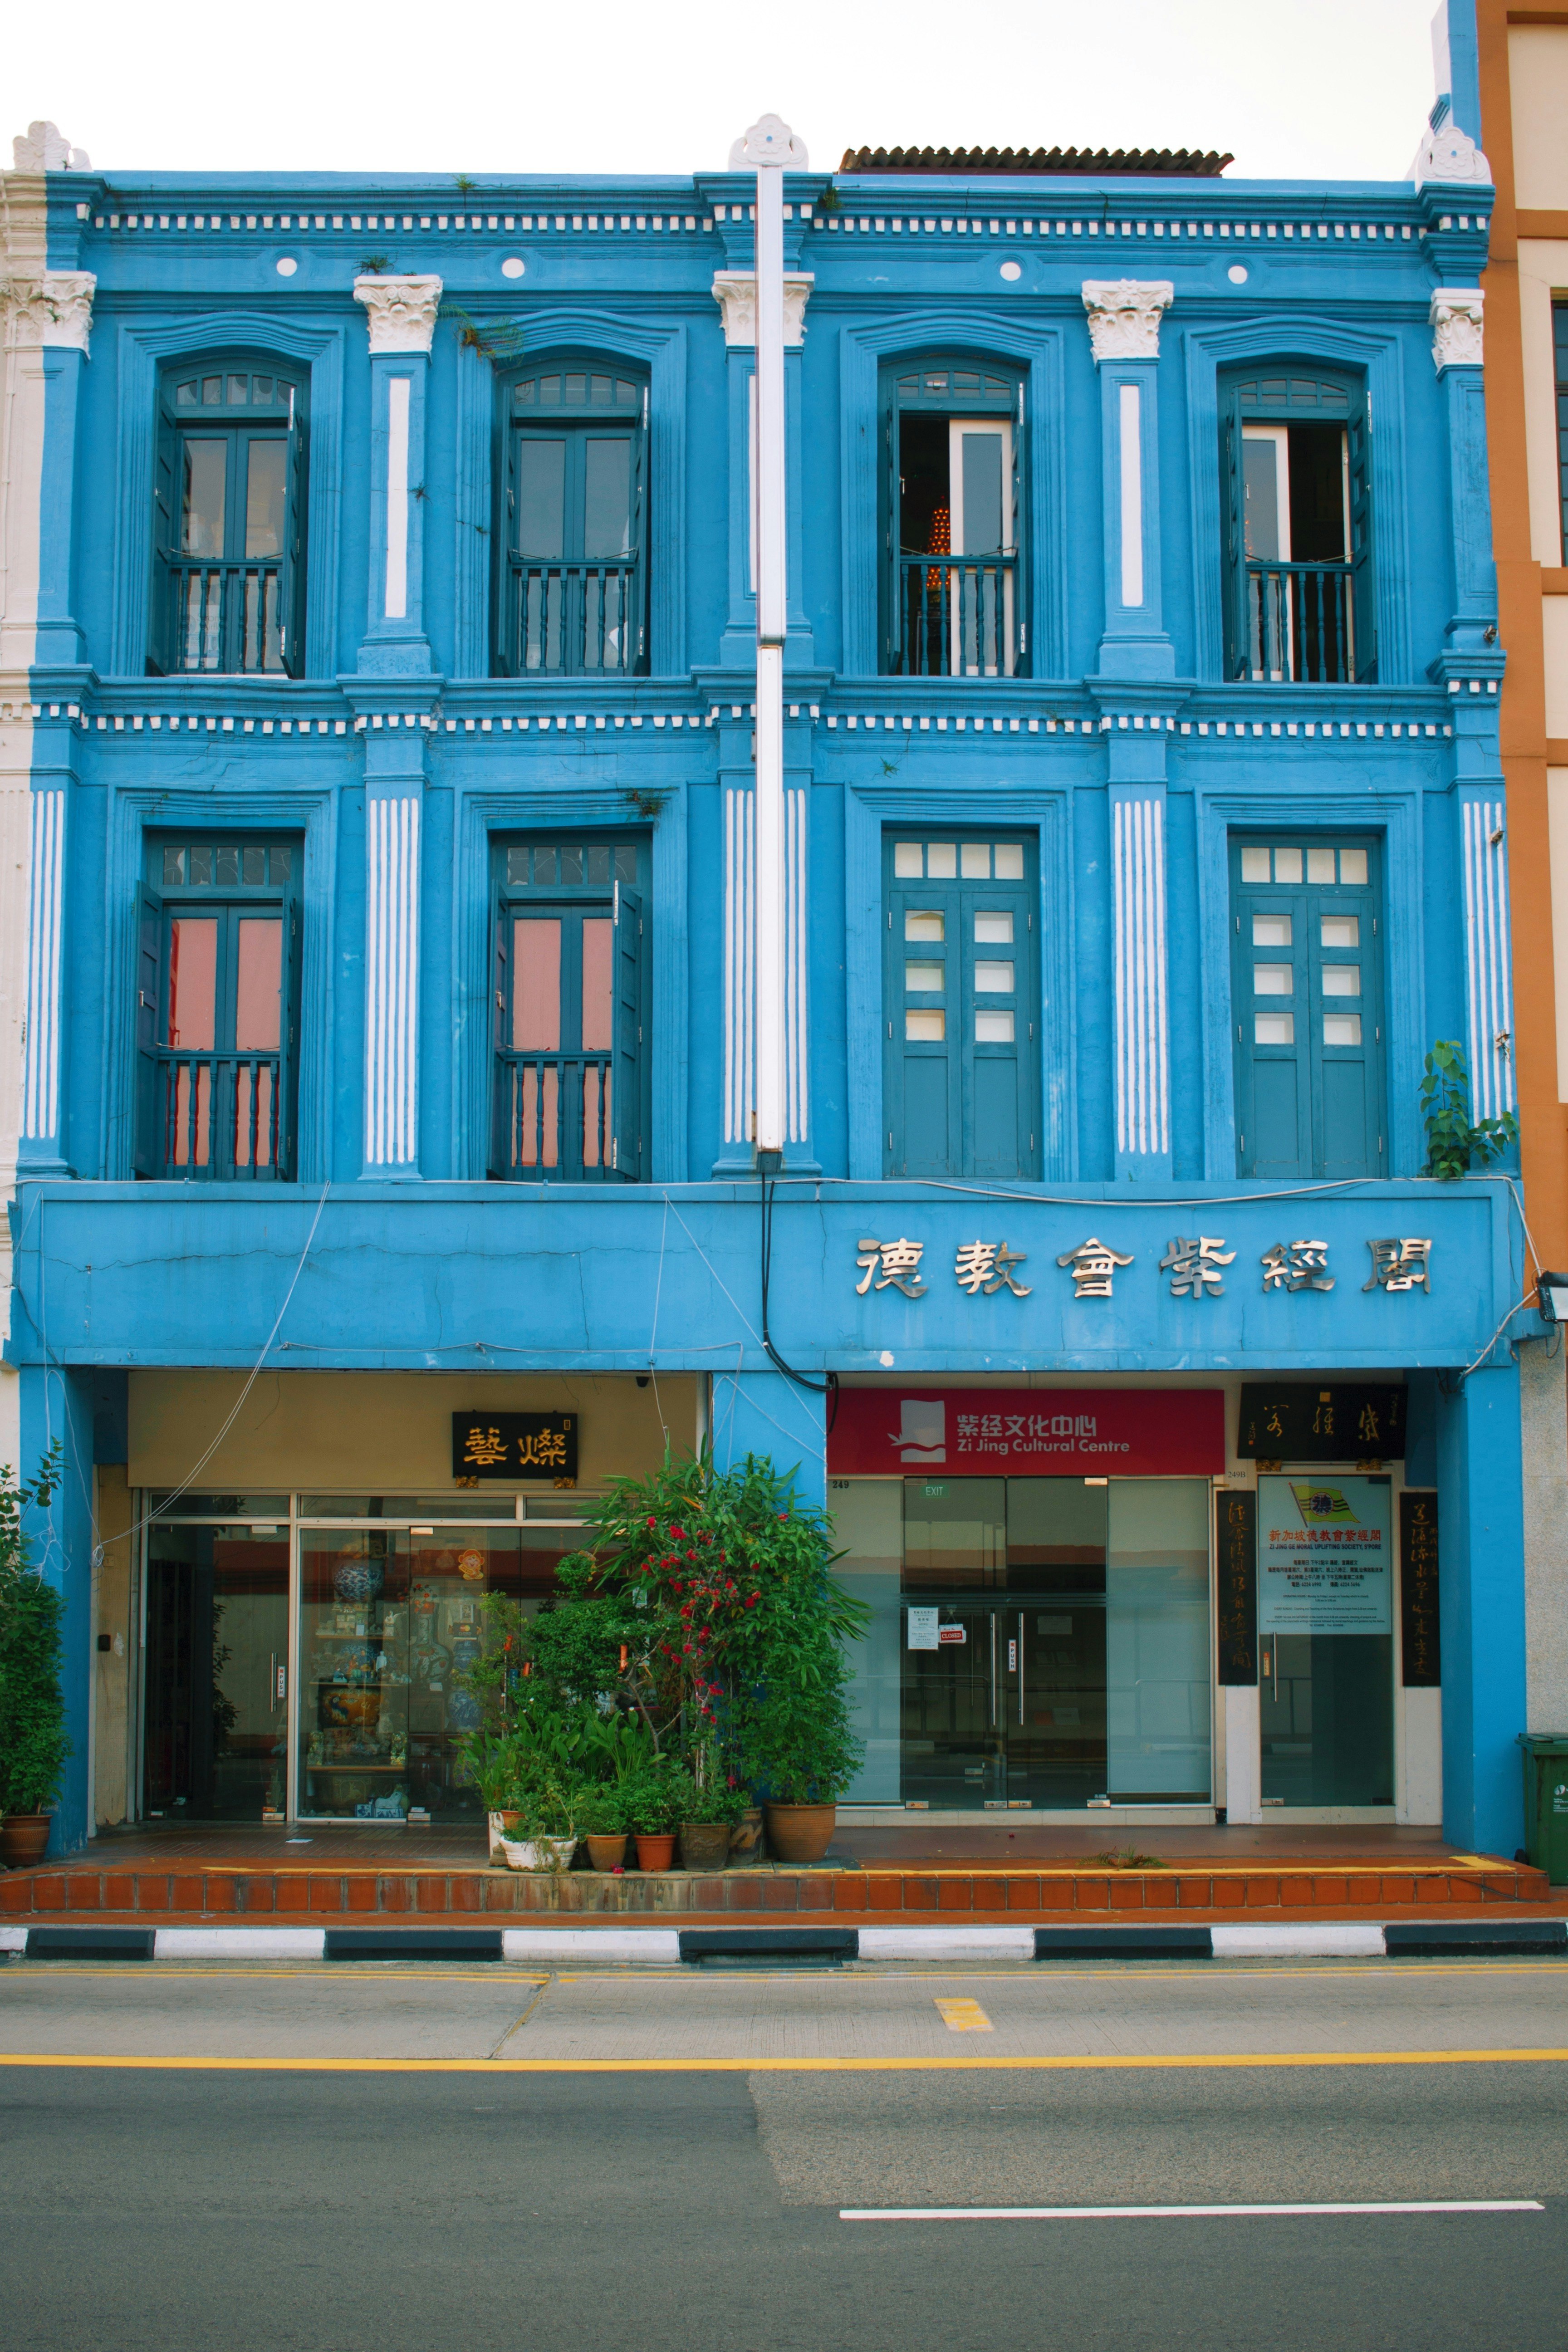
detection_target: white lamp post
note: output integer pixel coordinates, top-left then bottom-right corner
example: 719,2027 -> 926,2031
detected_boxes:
729,113 -> 807,1164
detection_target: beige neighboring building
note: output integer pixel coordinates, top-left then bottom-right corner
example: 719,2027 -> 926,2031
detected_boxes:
1477,7 -> 1568,1733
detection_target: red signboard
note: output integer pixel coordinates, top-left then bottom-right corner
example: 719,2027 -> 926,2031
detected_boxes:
827,1387 -> 1225,1478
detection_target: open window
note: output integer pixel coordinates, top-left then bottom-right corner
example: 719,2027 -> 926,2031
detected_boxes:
490,836 -> 648,1181
882,361 -> 1025,677
149,364 -> 307,676
135,838 -> 302,1180
1221,369 -> 1373,683
497,364 -> 648,677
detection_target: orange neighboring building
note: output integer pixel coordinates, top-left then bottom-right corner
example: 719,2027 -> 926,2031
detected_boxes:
1472,2 -> 1568,1730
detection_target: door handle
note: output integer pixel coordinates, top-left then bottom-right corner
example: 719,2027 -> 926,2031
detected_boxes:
1018,1611 -> 1025,1728
989,1614 -> 998,1728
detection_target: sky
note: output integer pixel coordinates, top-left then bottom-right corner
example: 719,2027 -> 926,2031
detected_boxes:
12,0 -> 1444,183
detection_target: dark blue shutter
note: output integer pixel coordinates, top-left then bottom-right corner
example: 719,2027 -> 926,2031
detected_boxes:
1311,882 -> 1381,1180
279,400 -> 309,679
489,890 -> 511,1176
630,388 -> 648,671
133,883 -> 164,1174
612,885 -> 643,1180
276,884 -> 302,1179
880,377 -> 900,673
886,876 -> 957,1176
965,887 -> 1029,1178
1011,378 -> 1028,676
1221,383 -> 1246,680
1348,387 -> 1377,682
1233,875 -> 1310,1179
148,402 -> 179,676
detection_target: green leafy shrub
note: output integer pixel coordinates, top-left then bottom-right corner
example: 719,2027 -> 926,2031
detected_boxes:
0,1448 -> 69,1818
1421,1039 -> 1518,1179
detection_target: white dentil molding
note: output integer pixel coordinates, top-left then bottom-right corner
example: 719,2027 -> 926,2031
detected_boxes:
353,274 -> 443,356
711,271 -> 813,349
11,120 -> 90,171
1412,121 -> 1491,189
1431,287 -> 1484,371
1082,280 -> 1174,364
2,272 -> 96,354
728,114 -> 809,169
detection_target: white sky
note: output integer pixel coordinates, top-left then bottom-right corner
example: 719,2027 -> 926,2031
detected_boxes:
13,0 -> 1442,183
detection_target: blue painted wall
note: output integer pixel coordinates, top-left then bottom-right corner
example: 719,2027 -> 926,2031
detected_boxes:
10,147 -> 1530,1858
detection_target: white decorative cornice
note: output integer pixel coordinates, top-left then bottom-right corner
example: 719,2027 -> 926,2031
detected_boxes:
711,270 -> 813,348
2,271 -> 95,353
728,114 -> 809,169
1431,287 -> 1484,370
353,274 -> 443,356
11,120 -> 90,172
1413,119 -> 1491,188
1082,279 -> 1174,363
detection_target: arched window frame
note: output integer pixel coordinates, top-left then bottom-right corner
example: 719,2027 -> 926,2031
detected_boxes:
1219,361 -> 1375,685
148,354 -> 309,678
492,354 -> 651,679
877,352 -> 1029,678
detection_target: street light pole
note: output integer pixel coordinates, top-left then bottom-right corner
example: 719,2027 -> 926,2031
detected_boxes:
730,113 -> 807,1166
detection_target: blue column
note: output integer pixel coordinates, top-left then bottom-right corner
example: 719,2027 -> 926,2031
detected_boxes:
353,275 -> 441,676
1431,298 -> 1494,656
18,1357 -> 96,1857
1436,1360 -> 1527,1853
34,333 -> 91,666
712,1369 -> 827,1510
1083,280 -> 1174,683
351,708 -> 434,1179
710,270 -> 813,668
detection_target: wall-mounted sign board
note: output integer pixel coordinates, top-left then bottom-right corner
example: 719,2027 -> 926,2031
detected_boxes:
1237,1384 -> 1406,1461
452,1411 -> 578,1483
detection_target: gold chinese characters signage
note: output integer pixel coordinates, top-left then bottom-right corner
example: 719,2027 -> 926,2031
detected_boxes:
1237,1383 -> 1406,1461
451,1412 -> 577,1484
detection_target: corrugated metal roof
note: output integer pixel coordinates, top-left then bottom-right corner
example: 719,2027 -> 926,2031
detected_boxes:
837,144 -> 1232,178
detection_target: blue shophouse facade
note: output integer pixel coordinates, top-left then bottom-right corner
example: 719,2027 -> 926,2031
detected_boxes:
6,90 -> 1538,1857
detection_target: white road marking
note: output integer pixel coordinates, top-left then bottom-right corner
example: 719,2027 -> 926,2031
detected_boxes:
841,2200 -> 1545,2221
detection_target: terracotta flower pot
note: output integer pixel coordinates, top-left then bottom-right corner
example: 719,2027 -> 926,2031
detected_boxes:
764,1802 -> 836,1865
634,1832 -> 677,1872
0,1814 -> 53,1870
585,1833 -> 628,1872
678,1820 -> 731,1872
728,1807 -> 764,1864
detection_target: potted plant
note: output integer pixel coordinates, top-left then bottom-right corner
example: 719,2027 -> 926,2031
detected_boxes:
676,1760 -> 750,1872
577,1782 -> 631,1872
622,1760 -> 681,1871
497,1773 -> 582,1872
0,1450 -> 68,1871
747,1699 -> 864,1866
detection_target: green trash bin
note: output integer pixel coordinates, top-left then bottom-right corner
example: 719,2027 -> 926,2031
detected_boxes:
1518,1735 -> 1568,1882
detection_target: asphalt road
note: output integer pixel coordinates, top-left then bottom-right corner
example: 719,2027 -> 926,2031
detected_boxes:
4,1960 -> 1567,2352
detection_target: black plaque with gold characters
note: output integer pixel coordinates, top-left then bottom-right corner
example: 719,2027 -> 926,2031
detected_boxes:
1237,1383 -> 1406,1461
1215,1490 -> 1258,1685
1399,1490 -> 1441,1688
451,1411 -> 577,1484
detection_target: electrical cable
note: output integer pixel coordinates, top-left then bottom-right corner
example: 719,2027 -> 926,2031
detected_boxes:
758,1169 -> 838,1426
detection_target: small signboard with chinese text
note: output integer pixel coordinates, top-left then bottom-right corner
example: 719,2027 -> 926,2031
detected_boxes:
451,1412 -> 577,1484
1257,1475 -> 1392,1634
1216,1491 -> 1258,1686
1399,1490 -> 1441,1687
1238,1384 -> 1406,1460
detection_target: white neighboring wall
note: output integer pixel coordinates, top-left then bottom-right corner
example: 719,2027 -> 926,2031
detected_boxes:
0,125 -> 90,1474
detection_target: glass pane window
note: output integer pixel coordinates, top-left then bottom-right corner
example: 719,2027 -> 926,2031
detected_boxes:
181,440 -> 227,557
505,368 -> 646,679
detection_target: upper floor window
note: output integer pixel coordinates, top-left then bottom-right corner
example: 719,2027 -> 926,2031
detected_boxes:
1230,836 -> 1382,1181
136,838 -> 301,1181
491,836 -> 648,1182
883,833 -> 1039,1179
1221,370 -> 1374,683
149,366 -> 308,677
882,362 -> 1025,678
498,365 -> 648,678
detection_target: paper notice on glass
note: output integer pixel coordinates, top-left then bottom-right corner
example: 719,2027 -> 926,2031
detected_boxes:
906,1607 -> 940,1651
1257,1475 -> 1392,1635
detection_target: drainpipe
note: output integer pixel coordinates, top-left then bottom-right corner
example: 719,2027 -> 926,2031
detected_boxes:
730,113 -> 807,1166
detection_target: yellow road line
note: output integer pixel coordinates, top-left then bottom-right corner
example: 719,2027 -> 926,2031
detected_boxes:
935,1998 -> 994,2032
3,2048 -> 1568,2074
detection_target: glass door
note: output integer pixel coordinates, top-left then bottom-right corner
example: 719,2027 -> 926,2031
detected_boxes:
1004,1600 -> 1108,1807
901,1603 -> 1003,1804
142,1519 -> 290,1818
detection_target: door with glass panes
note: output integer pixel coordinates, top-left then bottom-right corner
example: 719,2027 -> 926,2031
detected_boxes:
1231,837 -> 1383,1180
885,834 -> 1039,1178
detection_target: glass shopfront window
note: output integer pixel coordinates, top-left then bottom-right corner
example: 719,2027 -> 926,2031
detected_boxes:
137,1494 -> 596,1826
833,1475 -> 1212,1811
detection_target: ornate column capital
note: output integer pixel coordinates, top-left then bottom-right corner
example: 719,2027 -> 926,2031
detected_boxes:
2,271 -> 96,354
711,270 -> 813,348
353,274 -> 443,356
1082,279 -> 1174,364
10,120 -> 91,171
1413,121 -> 1491,189
728,114 -> 809,169
1431,287 -> 1484,371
